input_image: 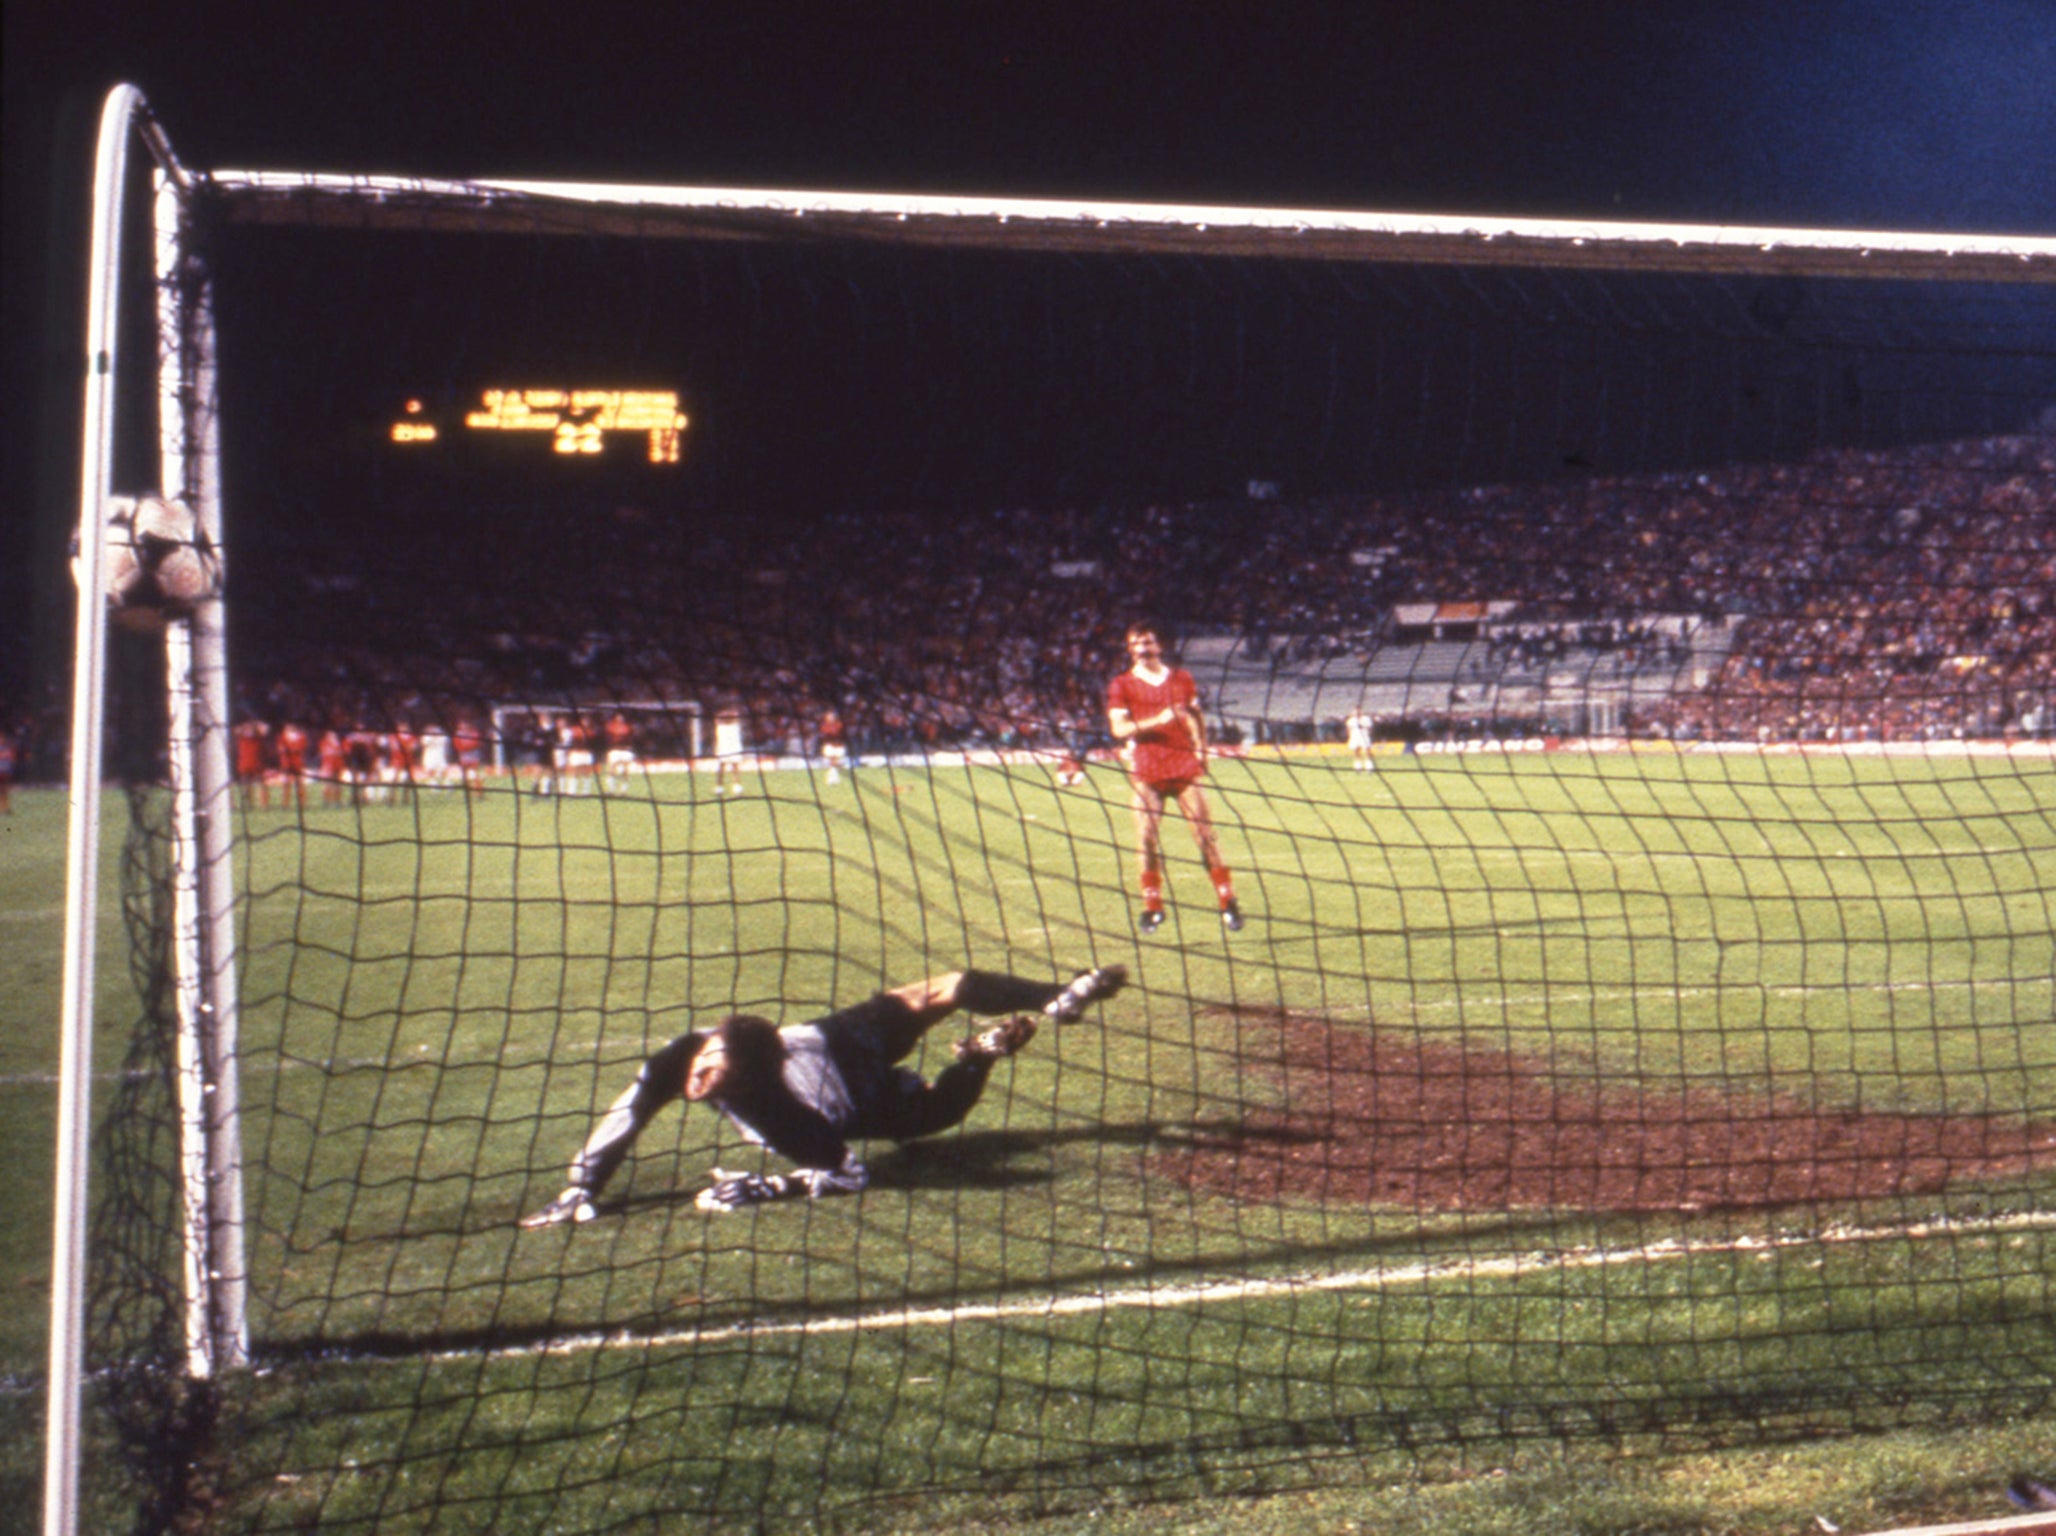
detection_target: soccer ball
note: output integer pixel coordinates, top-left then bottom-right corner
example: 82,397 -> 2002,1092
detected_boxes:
81,495 -> 220,626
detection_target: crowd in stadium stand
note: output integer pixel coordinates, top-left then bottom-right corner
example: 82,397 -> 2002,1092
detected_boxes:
11,425 -> 2049,788
1635,432 -> 2056,743
229,425 -> 2056,771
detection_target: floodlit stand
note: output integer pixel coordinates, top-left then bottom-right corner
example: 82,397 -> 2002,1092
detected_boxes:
46,85 -> 248,1536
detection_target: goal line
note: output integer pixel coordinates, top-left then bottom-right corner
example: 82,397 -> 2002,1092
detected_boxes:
374,1209 -> 2056,1369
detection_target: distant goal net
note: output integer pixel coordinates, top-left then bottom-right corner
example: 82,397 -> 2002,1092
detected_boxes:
54,85 -> 2056,1535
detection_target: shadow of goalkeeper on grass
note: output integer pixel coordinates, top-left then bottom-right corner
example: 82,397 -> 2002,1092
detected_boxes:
575,1118 -> 1173,1220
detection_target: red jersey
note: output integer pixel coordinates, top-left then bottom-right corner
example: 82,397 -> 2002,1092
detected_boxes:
1107,666 -> 1205,786
235,721 -> 270,778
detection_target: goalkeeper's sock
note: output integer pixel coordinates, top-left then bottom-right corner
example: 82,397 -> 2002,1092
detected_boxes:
1140,870 -> 1165,913
954,969 -> 1068,1015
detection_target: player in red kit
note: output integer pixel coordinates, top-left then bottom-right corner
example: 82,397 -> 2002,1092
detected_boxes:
275,720 -> 309,808
819,708 -> 848,785
1105,624 -> 1242,934
317,726 -> 347,806
235,717 -> 272,808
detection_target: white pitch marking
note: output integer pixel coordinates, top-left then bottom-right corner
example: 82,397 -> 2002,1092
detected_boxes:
401,1210 -> 2056,1368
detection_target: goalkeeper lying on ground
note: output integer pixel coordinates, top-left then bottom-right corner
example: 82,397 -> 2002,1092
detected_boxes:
522,963 -> 1126,1222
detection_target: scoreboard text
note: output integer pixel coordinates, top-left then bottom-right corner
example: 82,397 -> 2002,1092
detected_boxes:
391,390 -> 689,463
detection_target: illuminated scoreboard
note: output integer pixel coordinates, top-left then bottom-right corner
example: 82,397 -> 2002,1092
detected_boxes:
390,389 -> 689,463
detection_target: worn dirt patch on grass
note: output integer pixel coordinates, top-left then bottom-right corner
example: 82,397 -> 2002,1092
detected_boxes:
1154,1008 -> 2056,1212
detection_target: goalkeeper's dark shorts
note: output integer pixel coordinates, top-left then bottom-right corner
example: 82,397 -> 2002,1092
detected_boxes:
813,991 -> 931,1075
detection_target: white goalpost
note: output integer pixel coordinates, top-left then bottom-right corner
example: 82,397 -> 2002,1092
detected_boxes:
48,80 -> 2056,1536
48,84 -> 250,1536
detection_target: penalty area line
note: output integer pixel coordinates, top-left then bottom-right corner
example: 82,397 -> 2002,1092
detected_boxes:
418,1208 -> 2056,1369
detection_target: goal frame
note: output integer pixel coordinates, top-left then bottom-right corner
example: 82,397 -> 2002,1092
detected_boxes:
487,698 -> 706,773
49,84 -> 254,1536
49,79 -> 2056,1536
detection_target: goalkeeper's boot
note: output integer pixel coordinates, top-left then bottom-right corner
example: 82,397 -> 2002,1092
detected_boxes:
955,1015 -> 1038,1062
1221,899 -> 1245,933
1138,907 -> 1166,935
1045,964 -> 1128,1022
520,1187 -> 596,1228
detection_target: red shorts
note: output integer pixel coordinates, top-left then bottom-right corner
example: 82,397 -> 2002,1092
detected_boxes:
1135,774 -> 1199,799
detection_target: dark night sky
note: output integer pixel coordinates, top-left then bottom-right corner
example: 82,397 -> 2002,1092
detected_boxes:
6,0 -> 2055,704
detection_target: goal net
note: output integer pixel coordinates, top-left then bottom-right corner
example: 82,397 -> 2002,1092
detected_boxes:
63,99 -> 2056,1533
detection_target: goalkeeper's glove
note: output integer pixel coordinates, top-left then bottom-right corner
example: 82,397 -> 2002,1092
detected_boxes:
797,1152 -> 869,1198
695,1153 -> 869,1212
695,1169 -> 795,1212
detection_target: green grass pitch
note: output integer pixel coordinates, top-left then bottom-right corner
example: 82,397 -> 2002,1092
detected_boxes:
4,745 -> 2053,1531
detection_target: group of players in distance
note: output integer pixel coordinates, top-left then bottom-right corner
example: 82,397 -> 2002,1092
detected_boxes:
522,623 -> 1241,1225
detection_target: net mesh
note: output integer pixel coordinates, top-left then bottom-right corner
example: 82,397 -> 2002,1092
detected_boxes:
76,183 -> 2056,1531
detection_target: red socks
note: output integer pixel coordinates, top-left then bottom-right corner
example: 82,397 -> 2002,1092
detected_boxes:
1210,866 -> 1236,909
1142,868 -> 1237,909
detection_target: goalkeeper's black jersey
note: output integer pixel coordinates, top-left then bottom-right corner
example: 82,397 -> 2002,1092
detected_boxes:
718,1024 -> 863,1169
721,1017 -> 945,1169
556,970 -> 1081,1206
